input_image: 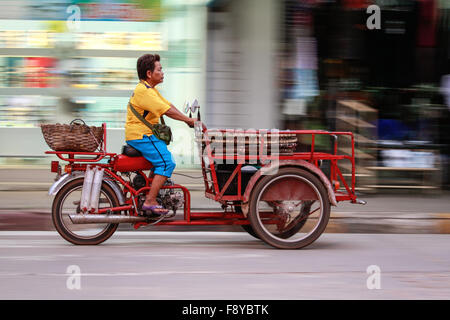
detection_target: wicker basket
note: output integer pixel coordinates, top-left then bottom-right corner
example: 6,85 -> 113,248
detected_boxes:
41,119 -> 103,152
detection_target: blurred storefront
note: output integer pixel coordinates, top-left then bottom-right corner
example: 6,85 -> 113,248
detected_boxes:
279,0 -> 450,191
205,0 -> 449,191
0,0 -> 207,167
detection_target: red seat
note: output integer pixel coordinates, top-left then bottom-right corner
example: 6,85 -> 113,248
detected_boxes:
112,154 -> 153,172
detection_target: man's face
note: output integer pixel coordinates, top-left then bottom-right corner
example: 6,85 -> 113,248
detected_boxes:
147,61 -> 164,85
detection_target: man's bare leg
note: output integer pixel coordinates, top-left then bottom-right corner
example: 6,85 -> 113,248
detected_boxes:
143,174 -> 168,212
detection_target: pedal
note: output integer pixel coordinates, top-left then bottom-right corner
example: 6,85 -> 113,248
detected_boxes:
143,211 -> 176,226
353,198 -> 367,205
164,211 -> 176,219
143,210 -> 176,220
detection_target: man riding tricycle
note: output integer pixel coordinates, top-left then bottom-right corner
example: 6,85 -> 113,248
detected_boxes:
42,54 -> 365,249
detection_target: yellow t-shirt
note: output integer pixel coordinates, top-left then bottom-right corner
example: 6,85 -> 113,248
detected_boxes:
125,81 -> 171,141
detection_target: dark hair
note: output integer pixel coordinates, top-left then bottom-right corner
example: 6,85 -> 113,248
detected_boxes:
137,54 -> 160,80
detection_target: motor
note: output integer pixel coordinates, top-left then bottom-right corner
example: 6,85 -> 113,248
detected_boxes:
132,172 -> 147,190
157,179 -> 184,216
132,178 -> 183,217
159,190 -> 184,215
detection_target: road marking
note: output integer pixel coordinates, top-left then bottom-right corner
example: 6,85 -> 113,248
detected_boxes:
0,182 -> 51,185
0,270 -> 449,277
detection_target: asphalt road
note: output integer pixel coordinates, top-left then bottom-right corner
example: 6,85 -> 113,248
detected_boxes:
0,231 -> 449,300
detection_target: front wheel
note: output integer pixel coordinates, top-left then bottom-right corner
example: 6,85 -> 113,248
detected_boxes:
52,179 -> 120,245
248,167 -> 330,249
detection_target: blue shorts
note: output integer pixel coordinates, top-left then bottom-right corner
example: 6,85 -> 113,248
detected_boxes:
126,135 -> 176,178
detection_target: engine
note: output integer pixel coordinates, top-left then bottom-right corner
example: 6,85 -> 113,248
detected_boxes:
158,189 -> 184,214
134,176 -> 184,215
157,179 -> 184,214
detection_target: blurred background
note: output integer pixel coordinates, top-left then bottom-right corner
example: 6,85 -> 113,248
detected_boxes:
0,0 -> 448,193
0,1 -> 449,301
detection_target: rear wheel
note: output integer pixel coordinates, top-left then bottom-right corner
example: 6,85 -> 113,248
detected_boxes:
237,203 -> 310,240
52,179 -> 120,245
248,167 -> 330,249
241,224 -> 260,239
232,202 -> 260,239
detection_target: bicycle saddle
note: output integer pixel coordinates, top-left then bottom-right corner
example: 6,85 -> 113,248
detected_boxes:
121,145 -> 142,157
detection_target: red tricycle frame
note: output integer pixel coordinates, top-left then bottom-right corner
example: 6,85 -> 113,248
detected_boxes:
46,123 -> 359,230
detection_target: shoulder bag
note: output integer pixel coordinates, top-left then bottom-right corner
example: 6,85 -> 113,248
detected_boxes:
128,101 -> 173,145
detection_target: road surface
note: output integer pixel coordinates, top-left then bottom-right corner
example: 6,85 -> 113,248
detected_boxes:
0,231 -> 449,300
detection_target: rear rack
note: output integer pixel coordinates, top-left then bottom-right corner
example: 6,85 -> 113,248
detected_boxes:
45,150 -> 116,163
197,129 -> 357,203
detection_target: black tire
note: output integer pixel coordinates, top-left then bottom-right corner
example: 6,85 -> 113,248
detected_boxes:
241,224 -> 260,239
233,203 -> 260,239
248,167 -> 330,249
236,201 -> 309,240
52,178 -> 120,245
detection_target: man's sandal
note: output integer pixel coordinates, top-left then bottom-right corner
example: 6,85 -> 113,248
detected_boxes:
141,204 -> 169,216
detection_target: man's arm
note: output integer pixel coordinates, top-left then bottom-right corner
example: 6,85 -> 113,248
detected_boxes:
163,104 -> 206,130
164,104 -> 192,124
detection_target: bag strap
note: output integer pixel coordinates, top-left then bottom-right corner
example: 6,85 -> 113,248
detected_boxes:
128,101 -> 157,132
140,81 -> 166,125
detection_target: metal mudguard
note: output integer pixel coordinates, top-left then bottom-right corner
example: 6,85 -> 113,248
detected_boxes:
240,160 -> 337,216
48,171 -> 126,205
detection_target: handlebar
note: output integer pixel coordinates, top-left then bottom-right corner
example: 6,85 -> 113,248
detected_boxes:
184,99 -> 206,131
